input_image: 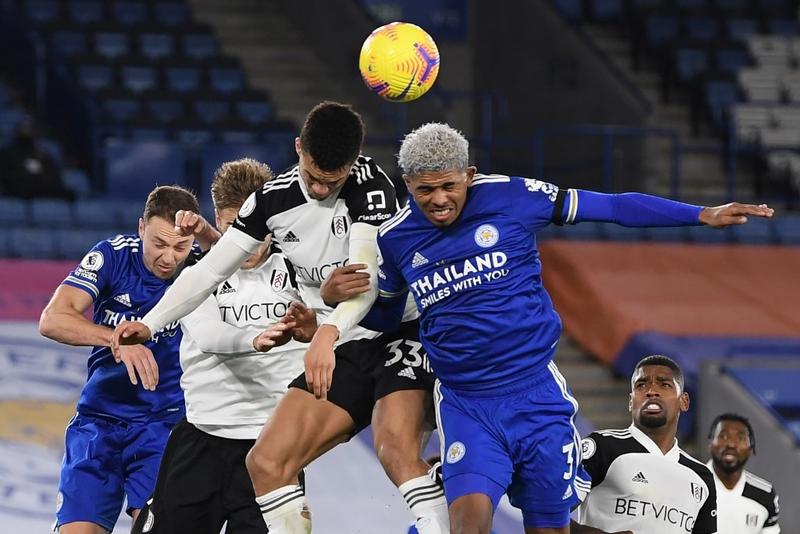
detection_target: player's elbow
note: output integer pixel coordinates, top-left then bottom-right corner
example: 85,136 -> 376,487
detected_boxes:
38,308 -> 59,340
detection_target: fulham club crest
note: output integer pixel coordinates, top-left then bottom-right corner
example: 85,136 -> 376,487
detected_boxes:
331,216 -> 349,239
271,269 -> 288,291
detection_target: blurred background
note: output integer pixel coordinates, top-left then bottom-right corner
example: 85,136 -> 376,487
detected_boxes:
0,0 -> 798,532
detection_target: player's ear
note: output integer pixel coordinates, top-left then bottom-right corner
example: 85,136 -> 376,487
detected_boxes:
628,393 -> 633,413
466,166 -> 477,184
294,137 -> 302,157
679,391 -> 690,413
138,217 -> 145,239
403,174 -> 413,189
214,209 -> 221,231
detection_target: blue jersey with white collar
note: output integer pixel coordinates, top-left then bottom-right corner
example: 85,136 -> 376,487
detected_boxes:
376,174 -> 565,392
62,234 -> 188,422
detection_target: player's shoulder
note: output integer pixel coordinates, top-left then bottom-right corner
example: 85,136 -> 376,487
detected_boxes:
91,233 -> 140,264
342,155 -> 394,195
743,470 -> 776,496
678,449 -> 715,484
378,202 -> 413,239
257,165 -> 306,214
469,173 -> 512,193
583,428 -> 646,457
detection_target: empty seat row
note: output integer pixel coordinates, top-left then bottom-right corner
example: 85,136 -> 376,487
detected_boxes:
74,54 -> 245,95
19,0 -> 191,28
0,227 -> 128,260
0,197 -> 144,228
738,67 -> 800,102
48,24 -> 218,62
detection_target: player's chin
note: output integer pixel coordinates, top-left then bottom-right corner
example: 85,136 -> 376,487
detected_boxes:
637,412 -> 667,429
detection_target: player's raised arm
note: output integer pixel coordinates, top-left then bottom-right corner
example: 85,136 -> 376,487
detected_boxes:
174,209 -> 221,251
112,226 -> 262,349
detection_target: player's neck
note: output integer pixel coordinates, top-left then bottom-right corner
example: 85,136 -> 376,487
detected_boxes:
712,462 -> 743,490
638,424 -> 677,454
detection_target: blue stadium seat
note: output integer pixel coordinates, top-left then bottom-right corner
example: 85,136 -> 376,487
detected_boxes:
684,16 -> 721,42
144,94 -> 186,124
727,367 -> 800,409
30,198 -> 73,227
192,98 -> 231,124
174,119 -> 215,146
235,92 -> 273,126
74,55 -> 115,92
644,226 -> 690,242
773,215 -> 800,244
94,28 -> 132,59
25,0 -> 61,24
118,202 -> 146,225
50,30 -> 89,57
200,143 -> 293,193
9,228 -> 56,258
725,18 -> 760,42
128,117 -> 172,141
705,80 -> 738,130
731,217 -> 774,243
73,198 -> 123,228
589,0 -> 622,22
550,0 -> 582,23
104,139 -> 188,199
55,228 -> 109,259
63,168 -> 92,197
139,32 -> 176,60
119,60 -> 159,93
675,47 -> 709,83
164,61 -> 203,93
208,60 -> 245,95
715,47 -> 751,73
645,14 -> 680,48
181,29 -> 219,61
67,0 -> 106,25
0,197 -> 29,227
112,1 -> 149,26
218,124 -> 260,144
153,2 -> 191,26
99,88 -> 142,122
766,19 -> 800,36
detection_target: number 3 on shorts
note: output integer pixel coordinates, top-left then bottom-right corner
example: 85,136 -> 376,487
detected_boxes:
561,442 -> 574,480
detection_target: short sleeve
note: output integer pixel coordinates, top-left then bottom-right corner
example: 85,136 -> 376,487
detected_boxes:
763,490 -> 780,532
376,234 -> 407,299
508,176 -> 566,232
343,158 -> 399,227
692,477 -> 717,534
62,240 -> 117,300
580,433 -> 612,488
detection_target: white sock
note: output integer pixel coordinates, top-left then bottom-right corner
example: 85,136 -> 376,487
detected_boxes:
398,468 -> 450,534
254,484 -> 311,534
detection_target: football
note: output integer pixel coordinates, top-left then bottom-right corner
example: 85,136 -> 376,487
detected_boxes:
358,22 -> 440,102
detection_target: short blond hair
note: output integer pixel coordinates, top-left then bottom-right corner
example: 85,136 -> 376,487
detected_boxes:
210,158 -> 273,211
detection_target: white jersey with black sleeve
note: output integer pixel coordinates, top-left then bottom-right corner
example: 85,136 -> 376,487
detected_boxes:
232,155 -> 407,344
178,253 -> 305,440
708,462 -> 780,534
578,424 -> 717,534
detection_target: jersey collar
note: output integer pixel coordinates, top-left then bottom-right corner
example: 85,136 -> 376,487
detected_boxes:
629,424 -> 680,460
706,460 -> 746,495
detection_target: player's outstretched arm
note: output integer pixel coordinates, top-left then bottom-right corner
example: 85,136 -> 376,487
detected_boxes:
182,295 -> 268,356
174,209 -> 221,251
39,285 -> 114,347
115,344 -> 159,391
320,263 -> 371,306
567,189 -> 773,228
111,227 -> 260,352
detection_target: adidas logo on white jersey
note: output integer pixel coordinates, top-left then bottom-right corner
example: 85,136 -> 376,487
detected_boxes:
113,294 -> 132,307
411,251 -> 429,268
219,281 -> 236,294
283,231 -> 300,243
397,367 -> 417,380
631,471 -> 648,483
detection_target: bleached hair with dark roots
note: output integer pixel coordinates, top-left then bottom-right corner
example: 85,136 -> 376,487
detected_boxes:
397,123 -> 469,177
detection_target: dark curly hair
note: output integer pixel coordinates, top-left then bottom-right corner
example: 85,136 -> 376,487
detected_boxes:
299,101 -> 364,171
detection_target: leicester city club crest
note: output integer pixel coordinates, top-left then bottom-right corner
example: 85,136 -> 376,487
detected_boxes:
474,224 -> 499,248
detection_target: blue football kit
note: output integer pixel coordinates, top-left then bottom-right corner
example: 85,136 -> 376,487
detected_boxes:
372,174 -> 703,527
56,235 -> 189,531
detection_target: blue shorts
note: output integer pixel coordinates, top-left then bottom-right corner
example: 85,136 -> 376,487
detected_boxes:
55,410 -> 183,531
434,362 -> 590,529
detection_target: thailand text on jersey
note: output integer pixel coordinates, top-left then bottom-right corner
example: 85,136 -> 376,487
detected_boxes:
179,253 -> 305,439
376,174 -> 574,392
63,235 -> 196,422
708,461 -> 780,534
232,155 -> 398,343
578,425 -> 717,534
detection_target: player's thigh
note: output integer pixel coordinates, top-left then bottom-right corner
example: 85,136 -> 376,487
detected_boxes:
220,437 -> 267,534
135,421 -> 223,534
121,415 -> 182,514
449,493 -> 494,534
57,415 -> 126,533
372,389 -> 432,451
252,386 -> 355,469
434,382 -> 512,507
